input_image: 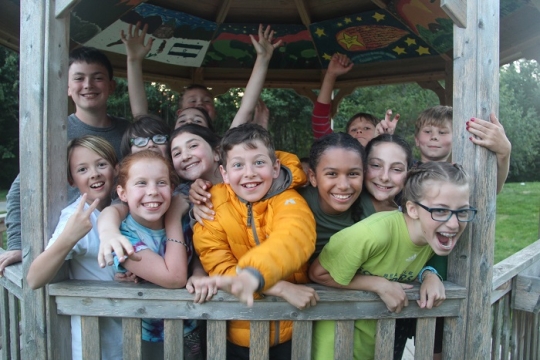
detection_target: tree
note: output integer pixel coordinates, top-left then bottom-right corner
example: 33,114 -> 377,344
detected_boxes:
0,47 -> 19,188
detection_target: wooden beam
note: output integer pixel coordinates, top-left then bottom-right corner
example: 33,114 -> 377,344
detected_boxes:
293,0 -> 311,28
441,0 -> 467,28
215,0 -> 233,24
55,0 -> 79,19
417,80 -> 446,105
445,59 -> 453,106
371,0 -> 389,9
445,0 -> 499,358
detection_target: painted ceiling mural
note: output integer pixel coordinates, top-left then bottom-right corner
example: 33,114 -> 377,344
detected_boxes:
69,0 -> 529,70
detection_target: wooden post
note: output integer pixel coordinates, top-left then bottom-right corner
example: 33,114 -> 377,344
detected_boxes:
445,0 -> 499,359
20,0 -> 71,359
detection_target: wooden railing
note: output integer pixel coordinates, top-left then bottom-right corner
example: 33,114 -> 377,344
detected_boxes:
1,239 -> 540,359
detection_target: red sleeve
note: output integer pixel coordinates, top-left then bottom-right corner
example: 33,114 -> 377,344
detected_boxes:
311,101 -> 333,139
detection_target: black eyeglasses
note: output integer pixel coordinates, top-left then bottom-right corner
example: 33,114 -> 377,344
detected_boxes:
130,134 -> 169,147
413,201 -> 477,222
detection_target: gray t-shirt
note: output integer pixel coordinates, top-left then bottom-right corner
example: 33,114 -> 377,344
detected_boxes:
6,114 -> 130,250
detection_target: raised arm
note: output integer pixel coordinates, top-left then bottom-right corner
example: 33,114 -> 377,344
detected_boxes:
229,25 -> 282,129
121,22 -> 154,118
312,53 -> 353,139
27,196 -> 99,289
467,113 -> 511,194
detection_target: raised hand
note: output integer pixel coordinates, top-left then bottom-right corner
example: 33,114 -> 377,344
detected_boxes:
121,22 -> 154,62
249,24 -> 282,63
327,53 -> 354,77
376,109 -> 399,136
467,113 -> 511,158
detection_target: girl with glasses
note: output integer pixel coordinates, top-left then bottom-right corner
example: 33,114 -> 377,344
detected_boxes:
309,161 -> 475,360
119,115 -> 171,159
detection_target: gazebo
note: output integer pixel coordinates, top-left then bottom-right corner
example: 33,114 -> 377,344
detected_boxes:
0,0 -> 540,359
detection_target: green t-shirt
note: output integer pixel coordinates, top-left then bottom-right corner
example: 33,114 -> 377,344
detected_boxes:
313,211 -> 434,360
299,187 -> 376,261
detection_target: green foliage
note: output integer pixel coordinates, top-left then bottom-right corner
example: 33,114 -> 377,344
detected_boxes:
0,47 -> 19,188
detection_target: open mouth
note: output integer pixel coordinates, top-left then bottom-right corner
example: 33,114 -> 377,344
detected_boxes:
81,93 -> 99,99
183,162 -> 199,171
142,202 -> 162,209
436,232 -> 456,250
241,182 -> 260,189
331,193 -> 352,201
90,181 -> 105,189
373,183 -> 393,191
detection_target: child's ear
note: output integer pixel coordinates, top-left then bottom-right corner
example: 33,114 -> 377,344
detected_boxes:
113,164 -> 119,177
117,185 -> 127,202
405,200 -> 419,219
414,135 -> 420,147
272,159 -> 281,179
308,168 -> 317,187
219,164 -> 230,184
213,152 -> 220,163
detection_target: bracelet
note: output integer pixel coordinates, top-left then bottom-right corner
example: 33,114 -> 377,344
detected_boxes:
166,238 -> 188,249
418,266 -> 443,284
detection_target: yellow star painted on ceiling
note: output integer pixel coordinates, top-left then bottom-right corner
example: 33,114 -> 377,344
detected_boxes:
405,37 -> 416,46
339,33 -> 363,49
337,22 -> 343,27
323,53 -> 332,61
393,46 -> 406,55
315,28 -> 326,37
373,12 -> 385,22
416,46 -> 430,55
344,17 -> 352,24
356,16 -> 362,21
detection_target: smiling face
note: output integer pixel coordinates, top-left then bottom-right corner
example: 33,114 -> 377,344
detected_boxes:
171,132 -> 219,182
220,140 -> 280,203
180,88 -> 216,120
347,117 -> 377,147
414,121 -> 453,162
68,61 -> 115,114
117,158 -> 172,230
69,146 -> 116,211
364,142 -> 408,208
309,148 -> 364,215
175,108 -> 210,129
406,181 -> 470,255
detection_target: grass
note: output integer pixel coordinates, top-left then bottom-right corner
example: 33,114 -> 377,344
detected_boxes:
495,182 -> 540,263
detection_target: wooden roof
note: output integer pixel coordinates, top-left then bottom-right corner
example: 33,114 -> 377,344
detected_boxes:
1,0 -> 539,91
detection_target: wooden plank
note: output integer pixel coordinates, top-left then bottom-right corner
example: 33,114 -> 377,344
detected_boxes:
444,58 -> 453,106
54,0 -> 79,18
414,318 -> 436,360
513,274 -> 540,313
164,319 -> 184,359
0,288 -> 9,359
291,321 -> 312,360
447,0 -> 500,357
8,293 -> 20,360
492,240 -> 540,290
374,319 -> 394,360
249,321 -> 269,360
19,2 -> 48,360
123,318 -> 142,360
441,0 -> 467,28
53,296 -> 464,320
492,297 -> 504,359
207,320 -> 226,360
491,279 -> 511,304
417,80 -> 445,105
47,291 -> 71,360
215,0 -> 233,24
334,320 -> 354,360
293,0 -> 311,28
501,295 -> 511,360
81,316 -> 100,360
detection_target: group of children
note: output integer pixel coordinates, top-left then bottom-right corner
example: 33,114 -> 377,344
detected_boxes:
0,21 -> 511,360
